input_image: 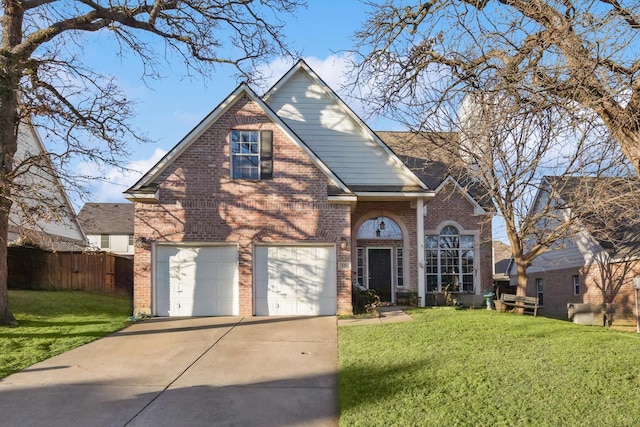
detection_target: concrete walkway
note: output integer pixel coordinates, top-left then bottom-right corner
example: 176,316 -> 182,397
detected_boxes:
0,316 -> 338,427
337,306 -> 414,326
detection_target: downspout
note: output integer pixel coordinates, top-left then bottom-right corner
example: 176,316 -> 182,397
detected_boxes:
417,198 -> 425,307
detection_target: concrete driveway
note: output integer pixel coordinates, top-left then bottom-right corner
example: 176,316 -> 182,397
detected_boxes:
0,316 -> 338,427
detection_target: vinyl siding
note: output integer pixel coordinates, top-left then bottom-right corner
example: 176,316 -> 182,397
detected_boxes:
527,231 -> 604,273
266,71 -> 419,187
9,124 -> 86,244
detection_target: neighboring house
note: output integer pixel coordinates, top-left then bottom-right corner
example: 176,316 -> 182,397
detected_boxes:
9,120 -> 87,251
77,203 -> 135,256
524,176 -> 640,319
493,240 -> 513,292
125,60 -> 494,317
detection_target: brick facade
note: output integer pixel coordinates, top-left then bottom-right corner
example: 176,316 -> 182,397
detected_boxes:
425,182 -> 494,295
351,184 -> 493,304
130,90 -> 494,317
528,261 -> 640,320
133,95 -> 352,315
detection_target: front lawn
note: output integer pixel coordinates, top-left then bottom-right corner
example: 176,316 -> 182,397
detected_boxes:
0,290 -> 132,378
339,308 -> 640,426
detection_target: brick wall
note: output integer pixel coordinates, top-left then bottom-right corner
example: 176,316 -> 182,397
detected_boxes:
425,182 -> 493,294
133,94 -> 352,315
351,183 -> 494,300
527,260 -> 640,320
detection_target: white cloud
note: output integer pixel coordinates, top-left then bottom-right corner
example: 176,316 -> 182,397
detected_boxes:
80,148 -> 167,203
257,53 -> 400,129
257,53 -> 353,97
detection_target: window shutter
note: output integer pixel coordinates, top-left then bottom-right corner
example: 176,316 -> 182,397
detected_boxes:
260,130 -> 273,179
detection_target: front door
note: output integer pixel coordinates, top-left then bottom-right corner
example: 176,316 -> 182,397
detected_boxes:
368,248 -> 392,302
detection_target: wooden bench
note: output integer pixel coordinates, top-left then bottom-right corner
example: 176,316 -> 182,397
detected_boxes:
499,293 -> 541,317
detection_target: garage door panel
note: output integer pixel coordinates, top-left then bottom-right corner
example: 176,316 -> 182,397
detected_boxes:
155,245 -> 238,317
255,246 -> 336,316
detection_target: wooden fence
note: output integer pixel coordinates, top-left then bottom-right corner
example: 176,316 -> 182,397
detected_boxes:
8,246 -> 133,296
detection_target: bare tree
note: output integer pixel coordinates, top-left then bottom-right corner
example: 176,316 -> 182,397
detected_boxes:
0,0 -> 303,326
350,1 -> 639,303
458,88 -> 630,303
568,177 -> 640,325
351,1 -> 640,172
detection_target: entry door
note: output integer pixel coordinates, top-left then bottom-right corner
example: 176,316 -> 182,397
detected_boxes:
368,248 -> 392,302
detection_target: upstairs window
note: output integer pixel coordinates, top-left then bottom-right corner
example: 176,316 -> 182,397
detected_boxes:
230,130 -> 273,180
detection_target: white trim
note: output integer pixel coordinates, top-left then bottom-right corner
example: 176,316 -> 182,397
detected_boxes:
328,195 -> 358,203
125,190 -> 159,203
417,199 -> 426,306
355,191 -> 435,199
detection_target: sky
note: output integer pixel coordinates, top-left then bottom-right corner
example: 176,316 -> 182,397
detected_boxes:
66,0 -> 508,241
79,0 -> 388,205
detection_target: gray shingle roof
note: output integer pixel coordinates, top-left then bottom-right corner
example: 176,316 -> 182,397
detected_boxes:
77,203 -> 134,235
545,176 -> 640,258
376,131 -> 493,210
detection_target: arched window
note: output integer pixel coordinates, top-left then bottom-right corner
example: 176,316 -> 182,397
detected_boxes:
356,216 -> 402,240
425,226 -> 474,293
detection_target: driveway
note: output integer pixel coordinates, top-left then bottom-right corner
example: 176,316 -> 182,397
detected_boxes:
0,316 -> 338,427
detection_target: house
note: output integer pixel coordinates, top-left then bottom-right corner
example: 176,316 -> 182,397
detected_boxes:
77,203 -> 135,256
125,60 -> 494,317
9,120 -> 87,251
492,240 -> 513,292
524,176 -> 640,320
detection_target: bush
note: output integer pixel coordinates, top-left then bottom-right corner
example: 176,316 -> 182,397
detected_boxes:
352,284 -> 381,316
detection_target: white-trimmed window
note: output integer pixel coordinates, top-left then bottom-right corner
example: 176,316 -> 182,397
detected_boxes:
396,247 -> 404,287
100,234 -> 109,249
536,278 -> 544,305
356,247 -> 364,286
425,225 -> 474,293
230,130 -> 273,179
573,275 -> 580,295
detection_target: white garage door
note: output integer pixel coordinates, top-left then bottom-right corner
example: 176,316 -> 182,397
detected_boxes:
255,246 -> 336,316
155,245 -> 238,316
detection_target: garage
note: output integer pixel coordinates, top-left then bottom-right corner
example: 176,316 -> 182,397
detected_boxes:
254,245 -> 336,316
154,245 -> 239,316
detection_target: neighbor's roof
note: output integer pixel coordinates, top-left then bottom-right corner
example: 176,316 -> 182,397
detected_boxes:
545,176 -> 640,258
77,203 -> 134,235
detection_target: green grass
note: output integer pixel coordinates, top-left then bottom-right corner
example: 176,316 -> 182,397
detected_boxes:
339,307 -> 640,427
0,290 -> 132,378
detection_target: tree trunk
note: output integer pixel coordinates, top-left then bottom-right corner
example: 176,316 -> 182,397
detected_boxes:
614,129 -> 640,176
0,196 -> 16,326
0,0 -> 24,326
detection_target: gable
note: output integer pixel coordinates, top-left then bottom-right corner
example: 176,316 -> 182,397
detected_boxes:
134,93 -> 337,205
127,84 -> 349,201
264,63 -> 426,190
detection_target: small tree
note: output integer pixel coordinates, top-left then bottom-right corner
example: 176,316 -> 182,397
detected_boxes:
461,89 -> 630,301
0,0 -> 304,326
